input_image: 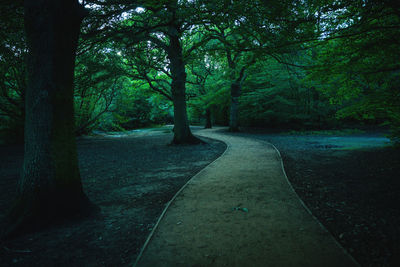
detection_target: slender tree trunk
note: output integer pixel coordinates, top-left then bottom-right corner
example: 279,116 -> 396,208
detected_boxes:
229,81 -> 241,132
226,52 -> 246,132
4,0 -> 96,237
168,32 -> 201,144
205,108 -> 212,129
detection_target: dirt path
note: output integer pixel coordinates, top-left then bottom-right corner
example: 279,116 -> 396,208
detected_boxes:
135,128 -> 359,267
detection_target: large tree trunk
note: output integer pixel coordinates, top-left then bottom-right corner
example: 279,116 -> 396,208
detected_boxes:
4,0 -> 96,237
168,32 -> 201,144
229,81 -> 241,132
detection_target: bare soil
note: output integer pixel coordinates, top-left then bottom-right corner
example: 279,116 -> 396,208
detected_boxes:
1,127 -> 399,266
0,131 -> 226,266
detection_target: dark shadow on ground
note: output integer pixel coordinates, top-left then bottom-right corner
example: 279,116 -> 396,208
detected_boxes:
0,130 -> 226,266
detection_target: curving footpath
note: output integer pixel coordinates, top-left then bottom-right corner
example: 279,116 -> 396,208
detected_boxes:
135,128 -> 359,267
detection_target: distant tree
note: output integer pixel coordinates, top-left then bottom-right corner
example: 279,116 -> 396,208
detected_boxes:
74,44 -> 125,135
185,48 -> 217,129
85,0 -> 209,144
305,0 -> 400,141
205,24 -> 255,132
201,0 -> 320,131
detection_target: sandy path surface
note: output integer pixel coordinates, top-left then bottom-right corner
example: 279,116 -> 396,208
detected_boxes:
135,128 -> 358,267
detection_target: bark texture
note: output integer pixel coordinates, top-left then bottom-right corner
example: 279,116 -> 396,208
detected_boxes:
167,30 -> 201,144
205,108 -> 212,129
229,81 -> 241,132
4,0 -> 95,237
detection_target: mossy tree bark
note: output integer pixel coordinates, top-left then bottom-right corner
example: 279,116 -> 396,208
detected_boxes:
5,0 -> 96,237
167,28 -> 201,144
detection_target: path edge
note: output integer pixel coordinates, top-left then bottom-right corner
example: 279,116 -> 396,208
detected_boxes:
133,134 -> 229,267
268,142 -> 360,266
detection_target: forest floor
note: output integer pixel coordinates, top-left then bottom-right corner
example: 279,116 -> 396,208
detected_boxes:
136,128 -> 357,267
0,126 -> 399,266
230,127 -> 400,267
0,126 -> 226,266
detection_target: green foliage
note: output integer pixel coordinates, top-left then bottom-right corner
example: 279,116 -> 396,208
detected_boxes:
1,0 -> 399,143
187,61 -> 231,126
74,45 -> 125,135
0,2 -> 25,144
219,56 -> 336,129
109,83 -> 173,131
305,1 -> 400,142
187,47 -> 338,130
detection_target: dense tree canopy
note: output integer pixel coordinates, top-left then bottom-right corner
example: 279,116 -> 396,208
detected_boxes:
0,0 -> 399,235
1,0 -> 399,141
